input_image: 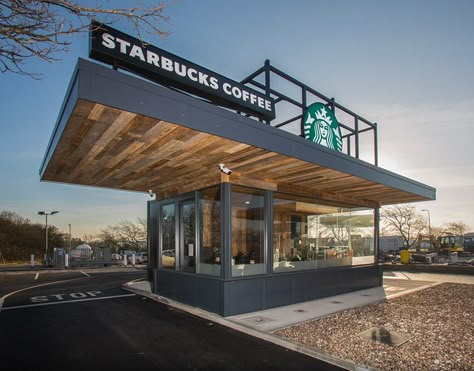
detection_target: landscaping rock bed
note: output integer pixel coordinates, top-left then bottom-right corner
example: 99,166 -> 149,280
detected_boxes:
275,283 -> 474,370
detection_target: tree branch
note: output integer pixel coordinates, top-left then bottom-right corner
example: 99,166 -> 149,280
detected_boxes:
0,0 -> 170,77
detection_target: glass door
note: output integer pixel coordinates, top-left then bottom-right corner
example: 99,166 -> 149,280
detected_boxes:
179,200 -> 195,272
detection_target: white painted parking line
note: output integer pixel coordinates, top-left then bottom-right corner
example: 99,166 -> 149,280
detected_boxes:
34,273 -> 39,280
79,271 -> 90,277
2,293 -> 136,311
0,277 -> 86,313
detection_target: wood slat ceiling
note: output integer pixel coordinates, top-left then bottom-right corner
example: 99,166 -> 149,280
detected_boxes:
41,99 -> 430,207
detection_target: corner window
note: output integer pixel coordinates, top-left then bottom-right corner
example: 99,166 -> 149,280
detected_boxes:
198,186 -> 221,276
273,194 -> 374,272
231,186 -> 265,277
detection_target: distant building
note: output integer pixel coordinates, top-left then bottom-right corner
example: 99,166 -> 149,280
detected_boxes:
379,236 -> 404,253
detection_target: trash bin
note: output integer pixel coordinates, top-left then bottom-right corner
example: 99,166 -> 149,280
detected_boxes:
400,250 -> 410,264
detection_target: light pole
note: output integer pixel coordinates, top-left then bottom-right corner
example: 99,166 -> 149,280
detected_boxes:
421,209 -> 431,246
38,211 -> 59,264
68,223 -> 72,251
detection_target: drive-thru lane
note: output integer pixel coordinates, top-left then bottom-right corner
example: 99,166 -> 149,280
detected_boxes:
0,271 -> 85,297
0,271 -> 341,371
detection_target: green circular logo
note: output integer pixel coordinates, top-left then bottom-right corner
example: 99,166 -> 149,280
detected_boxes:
303,102 -> 343,152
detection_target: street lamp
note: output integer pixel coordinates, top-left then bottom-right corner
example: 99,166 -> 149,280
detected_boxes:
38,210 -> 59,264
421,209 -> 431,245
68,223 -> 72,251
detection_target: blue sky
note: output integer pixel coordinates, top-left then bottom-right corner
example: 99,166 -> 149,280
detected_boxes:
1,0 -> 473,237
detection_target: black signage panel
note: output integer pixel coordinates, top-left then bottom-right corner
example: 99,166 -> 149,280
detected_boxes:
89,22 -> 275,120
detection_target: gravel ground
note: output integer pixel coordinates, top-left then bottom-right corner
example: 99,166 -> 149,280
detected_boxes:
275,283 -> 474,370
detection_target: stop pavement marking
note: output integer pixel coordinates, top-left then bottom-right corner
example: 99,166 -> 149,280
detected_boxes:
31,291 -> 102,302
2,291 -> 136,311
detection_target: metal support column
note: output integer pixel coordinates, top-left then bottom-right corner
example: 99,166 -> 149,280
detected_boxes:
264,59 -> 271,125
221,182 -> 232,280
374,207 -> 380,267
355,117 -> 360,159
265,190 -> 273,275
374,123 -> 379,166
301,86 -> 307,137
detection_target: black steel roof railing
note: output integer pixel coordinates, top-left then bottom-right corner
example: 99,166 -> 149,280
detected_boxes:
240,60 -> 379,166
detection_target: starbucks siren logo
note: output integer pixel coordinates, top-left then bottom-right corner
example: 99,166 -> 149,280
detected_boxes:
303,102 -> 343,152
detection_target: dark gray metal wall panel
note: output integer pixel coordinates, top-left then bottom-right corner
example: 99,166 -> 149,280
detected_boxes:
223,279 -> 265,316
72,59 -> 435,200
154,269 -> 223,314
264,275 -> 294,309
154,266 -> 381,317
292,271 -> 319,303
352,265 -> 382,289
156,270 -> 176,298
153,270 -> 159,298
318,266 -> 381,298
173,273 -> 197,306
318,268 -> 348,298
195,277 -> 221,314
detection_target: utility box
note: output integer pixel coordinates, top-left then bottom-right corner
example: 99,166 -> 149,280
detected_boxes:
400,250 -> 410,264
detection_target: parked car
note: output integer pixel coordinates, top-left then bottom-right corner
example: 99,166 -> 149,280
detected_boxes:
129,252 -> 147,264
111,253 -> 122,260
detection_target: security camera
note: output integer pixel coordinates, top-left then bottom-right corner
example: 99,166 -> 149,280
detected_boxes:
219,163 -> 232,175
148,190 -> 154,198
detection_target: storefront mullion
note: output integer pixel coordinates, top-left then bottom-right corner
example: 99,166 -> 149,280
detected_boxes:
374,208 -> 380,265
222,183 -> 232,280
194,192 -> 201,275
265,190 -> 274,275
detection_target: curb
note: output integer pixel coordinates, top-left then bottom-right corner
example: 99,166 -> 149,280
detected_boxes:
381,263 -> 474,275
0,266 -> 145,274
385,281 -> 444,300
122,281 -> 377,371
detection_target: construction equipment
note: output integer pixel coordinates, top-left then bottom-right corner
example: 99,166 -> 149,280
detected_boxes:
438,235 -> 464,254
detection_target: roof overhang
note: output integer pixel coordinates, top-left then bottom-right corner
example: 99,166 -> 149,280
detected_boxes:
40,59 -> 436,208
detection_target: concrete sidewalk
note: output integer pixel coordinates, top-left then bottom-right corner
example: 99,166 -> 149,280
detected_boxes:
124,280 -> 388,333
124,271 -> 462,333
384,270 -> 474,284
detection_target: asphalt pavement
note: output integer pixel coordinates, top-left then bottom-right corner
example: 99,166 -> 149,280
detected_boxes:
2,267 -> 472,370
0,270 -> 342,371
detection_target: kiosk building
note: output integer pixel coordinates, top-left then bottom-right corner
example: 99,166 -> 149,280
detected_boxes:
40,23 -> 435,316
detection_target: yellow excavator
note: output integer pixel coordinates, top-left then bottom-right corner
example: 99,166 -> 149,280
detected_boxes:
437,234 -> 465,254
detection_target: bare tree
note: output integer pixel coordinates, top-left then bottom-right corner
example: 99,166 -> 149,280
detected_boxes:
81,233 -> 95,244
444,221 -> 469,236
99,218 -> 147,252
381,205 -> 426,250
117,219 -> 146,251
0,0 -> 170,77
97,225 -> 121,251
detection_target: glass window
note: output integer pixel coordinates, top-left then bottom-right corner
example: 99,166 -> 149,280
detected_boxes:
161,203 -> 176,269
198,187 -> 221,276
273,193 -> 374,272
231,186 -> 265,277
179,201 -> 195,272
